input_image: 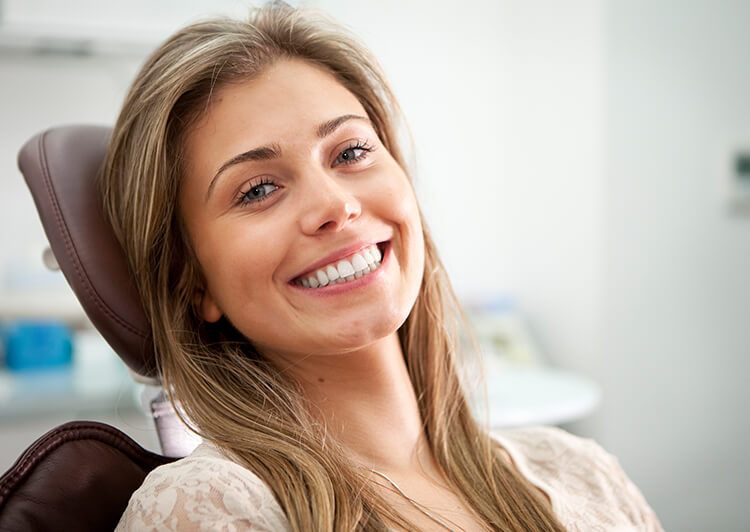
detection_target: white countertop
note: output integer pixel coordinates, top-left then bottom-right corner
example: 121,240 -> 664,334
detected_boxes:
485,365 -> 601,428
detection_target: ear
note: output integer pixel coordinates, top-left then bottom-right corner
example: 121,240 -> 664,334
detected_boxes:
194,288 -> 223,323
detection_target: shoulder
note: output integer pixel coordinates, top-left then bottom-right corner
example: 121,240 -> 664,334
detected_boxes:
492,426 -> 621,488
115,442 -> 290,532
492,426 -> 663,531
493,425 -> 608,472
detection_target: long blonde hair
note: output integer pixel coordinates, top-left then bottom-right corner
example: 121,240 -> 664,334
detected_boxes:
101,2 -> 565,530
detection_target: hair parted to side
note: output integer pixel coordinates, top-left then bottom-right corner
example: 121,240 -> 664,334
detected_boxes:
101,2 -> 565,530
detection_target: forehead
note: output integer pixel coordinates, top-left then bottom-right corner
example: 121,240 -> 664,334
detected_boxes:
184,59 -> 369,169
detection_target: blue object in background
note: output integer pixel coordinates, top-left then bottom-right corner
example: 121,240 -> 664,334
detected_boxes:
4,321 -> 73,371
0,322 -> 6,368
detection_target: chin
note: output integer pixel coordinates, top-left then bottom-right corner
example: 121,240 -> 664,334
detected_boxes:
326,309 -> 406,351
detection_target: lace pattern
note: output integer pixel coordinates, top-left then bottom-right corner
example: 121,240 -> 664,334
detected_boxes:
117,426 -> 662,531
115,443 -> 289,531
493,426 -> 663,531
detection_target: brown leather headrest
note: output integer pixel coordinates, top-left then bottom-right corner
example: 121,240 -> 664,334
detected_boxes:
18,126 -> 156,379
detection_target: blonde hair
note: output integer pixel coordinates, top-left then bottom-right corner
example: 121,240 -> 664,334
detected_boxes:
101,2 -> 565,530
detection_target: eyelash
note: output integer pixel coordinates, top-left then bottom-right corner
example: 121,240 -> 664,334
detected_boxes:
236,176 -> 277,207
334,140 -> 375,166
235,140 -> 375,207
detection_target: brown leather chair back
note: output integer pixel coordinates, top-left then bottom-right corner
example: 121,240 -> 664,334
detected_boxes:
17,125 -> 156,379
0,127 -> 189,530
0,421 -> 175,531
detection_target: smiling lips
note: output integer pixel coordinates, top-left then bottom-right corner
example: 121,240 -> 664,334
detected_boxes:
292,244 -> 383,288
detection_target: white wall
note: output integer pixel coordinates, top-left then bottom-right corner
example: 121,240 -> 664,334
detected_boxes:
0,52 -> 146,315
599,1 -> 750,530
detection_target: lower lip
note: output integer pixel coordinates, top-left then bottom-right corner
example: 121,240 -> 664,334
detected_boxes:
289,242 -> 390,297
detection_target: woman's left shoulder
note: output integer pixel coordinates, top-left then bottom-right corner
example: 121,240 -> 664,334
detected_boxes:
492,426 -> 663,531
493,425 -> 612,468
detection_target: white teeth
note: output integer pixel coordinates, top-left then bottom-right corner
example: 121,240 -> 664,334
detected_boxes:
325,265 -> 340,282
295,243 -> 385,288
351,253 -> 368,273
362,249 -> 375,265
336,259 -> 355,277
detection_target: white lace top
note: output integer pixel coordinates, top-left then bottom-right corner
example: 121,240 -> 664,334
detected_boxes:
116,426 -> 662,531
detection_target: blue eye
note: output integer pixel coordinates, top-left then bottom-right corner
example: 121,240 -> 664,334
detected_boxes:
334,142 -> 373,166
238,179 -> 278,206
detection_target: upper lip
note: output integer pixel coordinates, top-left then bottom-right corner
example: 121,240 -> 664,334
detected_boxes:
290,240 -> 386,282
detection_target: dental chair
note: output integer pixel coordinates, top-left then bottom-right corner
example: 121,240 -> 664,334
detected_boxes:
0,125 -> 196,531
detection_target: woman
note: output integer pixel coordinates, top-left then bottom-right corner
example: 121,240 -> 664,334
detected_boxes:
106,2 -> 661,530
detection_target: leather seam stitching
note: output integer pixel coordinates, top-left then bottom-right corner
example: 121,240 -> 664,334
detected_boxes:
36,130 -> 148,340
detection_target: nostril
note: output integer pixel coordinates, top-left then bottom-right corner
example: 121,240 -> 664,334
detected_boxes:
345,201 -> 361,218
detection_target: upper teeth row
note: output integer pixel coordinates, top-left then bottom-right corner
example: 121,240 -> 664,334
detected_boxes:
296,244 -> 382,288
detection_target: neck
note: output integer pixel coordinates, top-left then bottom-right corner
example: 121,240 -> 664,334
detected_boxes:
277,332 -> 430,472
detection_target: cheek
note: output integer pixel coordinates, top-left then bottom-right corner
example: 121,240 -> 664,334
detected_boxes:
394,183 -> 426,292
194,221 -> 283,308
393,181 -> 424,255
371,168 -> 421,228
370,171 -> 425,285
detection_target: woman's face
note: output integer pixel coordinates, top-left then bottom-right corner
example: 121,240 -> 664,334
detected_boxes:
179,59 -> 425,361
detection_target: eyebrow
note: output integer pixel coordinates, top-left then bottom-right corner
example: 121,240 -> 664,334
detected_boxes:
316,113 -> 370,139
204,113 -> 371,201
204,144 -> 280,202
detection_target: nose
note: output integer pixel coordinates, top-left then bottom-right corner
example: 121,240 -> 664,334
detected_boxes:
298,169 -> 362,235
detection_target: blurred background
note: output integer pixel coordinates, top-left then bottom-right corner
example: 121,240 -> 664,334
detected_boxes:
0,0 -> 748,530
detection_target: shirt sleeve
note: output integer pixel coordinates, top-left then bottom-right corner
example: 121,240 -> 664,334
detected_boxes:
115,444 -> 290,532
